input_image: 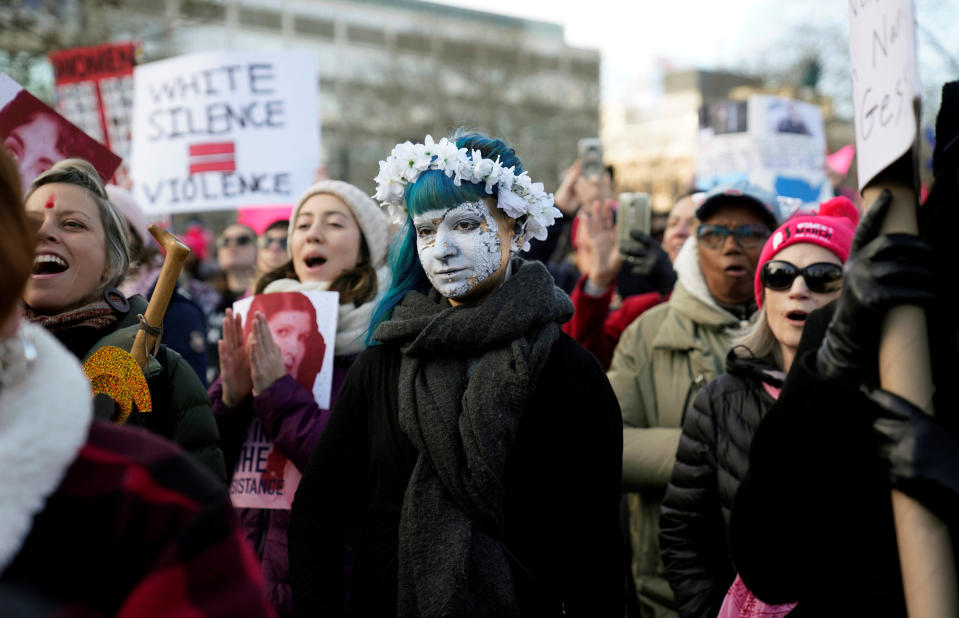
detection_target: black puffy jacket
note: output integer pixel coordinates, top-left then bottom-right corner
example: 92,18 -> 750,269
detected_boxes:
658,349 -> 781,618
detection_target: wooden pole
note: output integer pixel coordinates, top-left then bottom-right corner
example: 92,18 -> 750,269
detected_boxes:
861,179 -> 957,617
130,224 -> 191,370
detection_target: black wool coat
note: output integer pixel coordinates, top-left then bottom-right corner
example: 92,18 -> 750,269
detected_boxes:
288,332 -> 625,617
729,304 -> 908,615
659,349 -> 780,618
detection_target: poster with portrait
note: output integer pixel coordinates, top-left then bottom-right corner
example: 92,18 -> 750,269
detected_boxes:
0,73 -> 123,192
129,50 -> 319,214
229,290 -> 338,510
696,94 -> 830,209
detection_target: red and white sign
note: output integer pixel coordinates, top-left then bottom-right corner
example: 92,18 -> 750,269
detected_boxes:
229,290 -> 338,510
0,73 -> 122,191
49,41 -> 138,163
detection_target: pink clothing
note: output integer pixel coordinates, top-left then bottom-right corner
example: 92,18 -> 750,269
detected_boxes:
718,575 -> 797,617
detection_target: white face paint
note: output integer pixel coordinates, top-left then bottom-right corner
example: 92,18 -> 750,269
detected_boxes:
413,200 -> 508,300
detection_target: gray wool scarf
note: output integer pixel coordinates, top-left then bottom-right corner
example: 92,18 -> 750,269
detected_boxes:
374,258 -> 573,618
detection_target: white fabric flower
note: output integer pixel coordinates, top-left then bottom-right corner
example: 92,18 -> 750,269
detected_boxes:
373,135 -> 558,243
497,189 -> 527,219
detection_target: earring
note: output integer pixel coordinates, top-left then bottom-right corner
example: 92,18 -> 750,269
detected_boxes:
103,287 -> 131,313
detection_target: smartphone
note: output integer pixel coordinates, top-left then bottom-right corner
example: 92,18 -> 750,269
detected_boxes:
578,138 -> 604,178
617,192 -> 651,257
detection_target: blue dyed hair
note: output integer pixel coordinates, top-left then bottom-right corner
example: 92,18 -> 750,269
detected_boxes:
366,130 -> 524,344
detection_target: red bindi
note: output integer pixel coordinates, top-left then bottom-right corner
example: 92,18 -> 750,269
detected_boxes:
44,196 -> 55,209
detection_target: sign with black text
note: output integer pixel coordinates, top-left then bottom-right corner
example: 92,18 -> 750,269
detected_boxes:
49,41 -> 138,162
130,51 -> 319,214
228,290 -> 337,510
848,0 -> 919,189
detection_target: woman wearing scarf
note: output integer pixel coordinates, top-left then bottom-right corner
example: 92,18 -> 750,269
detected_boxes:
289,131 -> 624,617
0,148 -> 273,617
21,158 -> 225,483
210,179 -> 392,617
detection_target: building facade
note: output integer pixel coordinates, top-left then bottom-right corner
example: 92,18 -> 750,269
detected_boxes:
4,0 -> 600,195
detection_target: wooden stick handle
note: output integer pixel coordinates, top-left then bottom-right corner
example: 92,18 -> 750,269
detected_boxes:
130,225 -> 191,369
861,182 -> 957,617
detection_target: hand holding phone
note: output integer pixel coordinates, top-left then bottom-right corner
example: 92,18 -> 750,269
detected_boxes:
578,138 -> 604,179
617,193 -> 652,256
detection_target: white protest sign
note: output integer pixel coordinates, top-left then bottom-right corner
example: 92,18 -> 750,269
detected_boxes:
229,290 -> 338,510
130,50 -> 319,214
848,0 -> 919,189
696,95 -> 830,208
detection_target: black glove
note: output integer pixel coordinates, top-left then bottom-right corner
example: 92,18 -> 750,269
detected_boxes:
622,230 -> 676,295
863,385 -> 959,516
816,190 -> 936,384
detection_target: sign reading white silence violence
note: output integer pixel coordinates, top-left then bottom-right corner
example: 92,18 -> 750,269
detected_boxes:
848,0 -> 919,189
130,51 -> 319,214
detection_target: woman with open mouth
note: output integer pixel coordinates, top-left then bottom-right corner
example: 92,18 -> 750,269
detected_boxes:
21,158 -> 226,484
659,196 -> 860,617
288,131 -> 624,617
210,179 -> 392,617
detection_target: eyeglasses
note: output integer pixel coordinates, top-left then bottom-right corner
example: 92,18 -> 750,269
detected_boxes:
217,234 -> 254,249
761,260 -> 843,294
258,236 -> 288,251
697,223 -> 770,249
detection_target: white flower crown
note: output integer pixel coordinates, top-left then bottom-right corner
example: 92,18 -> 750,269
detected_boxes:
373,135 -> 562,251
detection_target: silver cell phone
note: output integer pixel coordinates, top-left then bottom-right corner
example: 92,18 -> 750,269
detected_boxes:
578,138 -> 604,179
617,192 -> 651,256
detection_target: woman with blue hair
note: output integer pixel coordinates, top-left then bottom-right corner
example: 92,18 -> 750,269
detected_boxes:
289,131 -> 624,617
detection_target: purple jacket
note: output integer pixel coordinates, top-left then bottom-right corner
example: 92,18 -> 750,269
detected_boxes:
211,357 -> 354,618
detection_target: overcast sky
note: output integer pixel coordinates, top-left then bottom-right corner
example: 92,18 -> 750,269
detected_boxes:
439,0 -> 957,116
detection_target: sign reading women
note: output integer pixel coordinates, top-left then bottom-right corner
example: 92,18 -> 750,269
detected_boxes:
130,51 -> 319,214
0,73 -> 122,191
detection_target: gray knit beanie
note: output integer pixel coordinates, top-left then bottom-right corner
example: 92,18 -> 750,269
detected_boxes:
287,180 -> 390,268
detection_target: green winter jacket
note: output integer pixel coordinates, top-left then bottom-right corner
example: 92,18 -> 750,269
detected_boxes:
608,272 -> 750,616
80,295 -> 227,484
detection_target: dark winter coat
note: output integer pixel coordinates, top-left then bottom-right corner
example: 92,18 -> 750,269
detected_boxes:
288,333 -> 625,617
658,350 -> 780,617
2,421 -> 272,617
148,279 -> 211,388
212,358 -> 354,617
54,294 -> 226,483
729,304 -> 908,615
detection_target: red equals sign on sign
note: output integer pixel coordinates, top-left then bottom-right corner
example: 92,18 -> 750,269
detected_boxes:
188,141 -> 236,175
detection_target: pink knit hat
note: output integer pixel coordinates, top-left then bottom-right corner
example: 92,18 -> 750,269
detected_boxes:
754,196 -> 860,308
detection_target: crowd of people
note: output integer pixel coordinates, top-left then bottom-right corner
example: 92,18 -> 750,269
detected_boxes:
0,77 -> 957,618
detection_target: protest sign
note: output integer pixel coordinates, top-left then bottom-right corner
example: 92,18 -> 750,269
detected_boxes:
848,0 -> 919,189
696,95 -> 830,210
130,50 -> 319,214
0,73 -> 122,191
229,290 -> 338,510
49,41 -> 137,162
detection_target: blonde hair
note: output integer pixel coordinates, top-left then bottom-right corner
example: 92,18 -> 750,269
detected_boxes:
27,158 -> 130,290
731,304 -> 782,369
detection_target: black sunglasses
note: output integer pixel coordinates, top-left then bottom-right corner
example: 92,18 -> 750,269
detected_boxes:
217,234 -> 254,249
258,236 -> 288,250
697,223 -> 770,249
761,260 -> 843,294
